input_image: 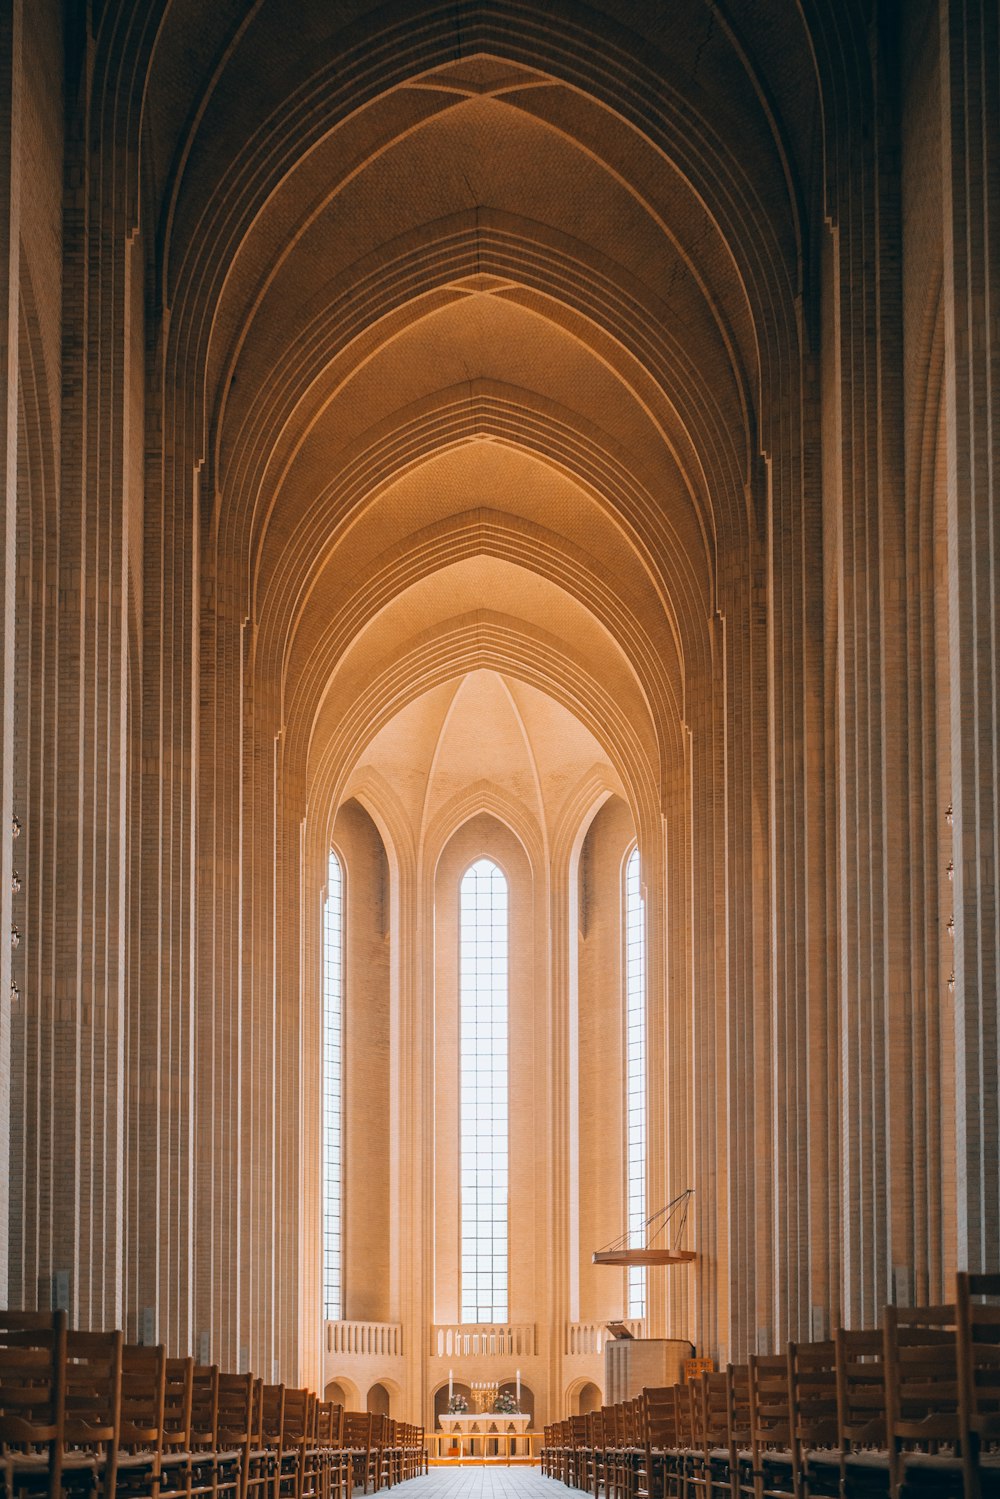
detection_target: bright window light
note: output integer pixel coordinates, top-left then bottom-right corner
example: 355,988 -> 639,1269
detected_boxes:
460,858 -> 509,1323
625,847 -> 646,1318
323,850 -> 343,1322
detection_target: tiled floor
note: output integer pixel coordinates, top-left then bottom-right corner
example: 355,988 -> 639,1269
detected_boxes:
387,1467 -> 556,1499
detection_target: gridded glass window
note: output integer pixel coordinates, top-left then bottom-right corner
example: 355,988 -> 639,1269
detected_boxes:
460,858 -> 509,1323
323,850 -> 343,1322
625,846 -> 646,1319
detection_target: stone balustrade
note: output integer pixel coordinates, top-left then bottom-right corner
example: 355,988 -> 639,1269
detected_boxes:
432,1323 -> 536,1358
325,1321 -> 403,1356
564,1320 -> 644,1356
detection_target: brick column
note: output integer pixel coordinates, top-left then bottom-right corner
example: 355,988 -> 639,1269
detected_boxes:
940,0 -> 1000,1273
0,0 -> 21,1309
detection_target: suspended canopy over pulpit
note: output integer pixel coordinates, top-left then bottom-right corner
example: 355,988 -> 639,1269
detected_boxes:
592,1188 -> 696,1265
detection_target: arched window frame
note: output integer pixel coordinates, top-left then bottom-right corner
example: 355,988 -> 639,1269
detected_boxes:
459,856 -> 510,1324
322,846 -> 345,1322
623,844 -> 646,1319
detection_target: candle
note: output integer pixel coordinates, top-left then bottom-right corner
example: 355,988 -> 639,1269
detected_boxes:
449,1369 -> 453,1399
516,1368 -> 521,1403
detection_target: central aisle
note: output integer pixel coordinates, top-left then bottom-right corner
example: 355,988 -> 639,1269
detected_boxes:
386,1471 -> 555,1499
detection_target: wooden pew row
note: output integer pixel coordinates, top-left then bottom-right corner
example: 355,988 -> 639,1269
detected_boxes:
540,1271 -> 1000,1499
0,1313 -> 426,1499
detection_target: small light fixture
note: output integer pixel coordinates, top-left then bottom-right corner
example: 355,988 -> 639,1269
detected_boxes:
946,916 -> 955,940
11,870 -> 20,895
10,925 -> 20,950
945,804 -> 954,827
9,978 -> 18,1004
946,861 -> 954,882
947,972 -> 955,993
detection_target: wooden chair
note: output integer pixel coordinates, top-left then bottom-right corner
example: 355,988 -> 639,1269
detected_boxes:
957,1272 -> 1000,1498
725,1364 -> 754,1499
666,1383 -> 695,1499
694,1372 -> 730,1499
215,1373 -> 257,1499
116,1343 -> 167,1499
279,1390 -> 315,1499
159,1358 -> 194,1499
64,1329 -> 123,1499
749,1352 -> 794,1498
341,1413 -> 373,1496
0,1308 -> 68,1499
787,1339 -> 839,1498
833,1328 -> 888,1498
636,1388 -> 676,1499
585,1408 -> 603,1497
189,1365 -> 234,1499
261,1386 -> 288,1499
883,1302 -> 962,1498
567,1415 -> 589,1491
313,1403 -> 345,1499
372,1411 -> 389,1493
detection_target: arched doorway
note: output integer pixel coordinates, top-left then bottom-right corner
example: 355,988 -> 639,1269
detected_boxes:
577,1382 -> 602,1416
367,1383 -> 391,1417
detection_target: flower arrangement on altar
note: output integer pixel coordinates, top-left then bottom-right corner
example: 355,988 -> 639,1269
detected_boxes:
492,1389 -> 521,1415
446,1393 -> 469,1414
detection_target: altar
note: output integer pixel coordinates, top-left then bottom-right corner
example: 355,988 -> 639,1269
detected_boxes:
438,1413 -> 531,1458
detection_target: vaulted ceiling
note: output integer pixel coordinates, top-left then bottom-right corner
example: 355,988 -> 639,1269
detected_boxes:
131,0 -> 832,829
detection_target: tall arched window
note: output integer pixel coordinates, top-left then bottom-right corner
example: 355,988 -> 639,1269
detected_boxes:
460,858 -> 509,1323
624,847 -> 646,1318
323,850 -> 344,1321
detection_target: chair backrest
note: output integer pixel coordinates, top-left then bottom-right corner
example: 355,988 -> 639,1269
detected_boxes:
64,1329 -> 123,1448
120,1343 -> 166,1452
217,1371 -> 256,1446
190,1365 -> 219,1447
725,1364 -> 751,1455
883,1301 -> 960,1477
163,1358 -> 193,1451
283,1388 -> 312,1443
698,1371 -> 729,1454
677,1381 -> 697,1448
343,1410 -> 372,1449
749,1353 -> 791,1456
261,1384 -> 286,1448
567,1413 -> 587,1448
0,1308 -> 67,1452
834,1327 -> 885,1451
957,1270 -> 1000,1445
957,1271 -> 1000,1499
640,1387 -> 676,1450
316,1401 -> 343,1445
788,1339 -> 838,1455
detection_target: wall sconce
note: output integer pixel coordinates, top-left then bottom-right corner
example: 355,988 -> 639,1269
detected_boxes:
946,861 -> 954,881
947,972 -> 955,993
9,978 -> 18,1004
11,870 -> 20,895
10,926 -> 20,950
946,916 -> 955,940
11,815 -> 20,840
945,804 -> 953,827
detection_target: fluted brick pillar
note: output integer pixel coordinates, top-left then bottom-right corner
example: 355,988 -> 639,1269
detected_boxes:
0,0 -> 22,1308
940,0 -> 1000,1272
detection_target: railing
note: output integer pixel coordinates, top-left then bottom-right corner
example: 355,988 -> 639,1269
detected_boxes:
426,1430 -> 542,1465
564,1319 -> 645,1356
432,1323 -> 536,1358
325,1321 -> 403,1357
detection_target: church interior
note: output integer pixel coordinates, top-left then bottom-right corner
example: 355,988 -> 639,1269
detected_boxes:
1,0 -> 999,1483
